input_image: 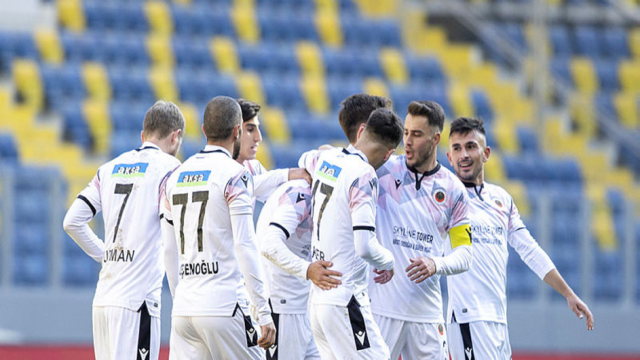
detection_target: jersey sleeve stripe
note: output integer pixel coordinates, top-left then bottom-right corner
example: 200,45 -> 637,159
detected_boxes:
77,195 -> 97,216
269,222 -> 290,239
353,225 -> 375,232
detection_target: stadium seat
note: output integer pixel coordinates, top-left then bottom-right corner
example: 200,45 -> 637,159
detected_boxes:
549,25 -> 573,58
176,70 -> 239,108
13,253 -> 49,286
0,133 -> 19,162
602,27 -> 630,60
594,60 -> 620,92
574,26 -> 601,58
173,38 -> 215,70
0,31 -> 38,73
516,126 -> 539,153
262,74 -> 306,111
63,254 -> 100,287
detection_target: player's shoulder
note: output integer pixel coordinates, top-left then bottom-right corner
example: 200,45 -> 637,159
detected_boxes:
437,164 -> 466,191
244,159 -> 266,176
484,182 -> 513,203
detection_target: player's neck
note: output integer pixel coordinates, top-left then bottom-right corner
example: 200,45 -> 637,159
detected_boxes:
206,140 -> 234,155
413,155 -> 438,174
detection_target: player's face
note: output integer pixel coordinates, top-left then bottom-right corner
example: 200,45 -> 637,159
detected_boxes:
238,117 -> 262,162
447,130 -> 489,185
403,113 -> 439,172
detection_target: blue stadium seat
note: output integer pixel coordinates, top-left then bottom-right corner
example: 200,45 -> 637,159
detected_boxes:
262,74 -> 305,111
83,2 -> 118,31
287,111 -> 344,142
593,249 -> 623,301
549,25 -> 572,58
109,101 -> 149,134
255,0 -> 315,13
176,70 -> 239,108
238,43 -> 298,76
13,253 -> 49,286
41,64 -> 85,111
507,247 -> 538,299
173,38 -> 214,70
14,223 -> 48,255
179,137 -> 206,161
595,93 -> 615,118
550,59 -> 572,87
517,126 -> 539,153
595,60 -> 619,92
501,22 -> 527,52
574,26 -> 601,58
471,88 -> 494,123
61,104 -> 93,150
63,254 -> 100,287
0,31 -> 38,73
323,48 -> 382,79
0,133 -> 18,162
602,27 -> 629,59
405,54 -> 446,85
172,5 -> 233,37
259,10 -> 318,43
14,165 -> 60,192
109,68 -> 155,104
326,76 -> 362,110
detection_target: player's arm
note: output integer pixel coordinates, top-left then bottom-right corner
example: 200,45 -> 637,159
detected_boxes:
227,172 -> 275,348
507,199 -> 594,330
62,172 -> 105,263
261,188 -> 342,289
161,196 -> 179,297
350,172 -> 395,283
407,190 -> 472,283
252,163 -> 289,202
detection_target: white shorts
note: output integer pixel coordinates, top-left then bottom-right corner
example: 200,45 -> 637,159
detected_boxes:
374,314 -> 448,360
92,303 -> 160,360
447,321 -> 511,360
310,297 -> 390,360
170,305 -> 264,360
267,312 -> 320,360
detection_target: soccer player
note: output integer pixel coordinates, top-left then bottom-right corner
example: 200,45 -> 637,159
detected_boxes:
445,117 -> 594,360
338,94 -> 393,146
161,96 -> 275,359
62,100 -> 185,360
300,108 -> 403,360
369,101 -> 473,360
236,98 -> 310,201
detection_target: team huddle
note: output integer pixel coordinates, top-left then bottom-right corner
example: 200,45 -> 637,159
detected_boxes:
63,94 -> 594,360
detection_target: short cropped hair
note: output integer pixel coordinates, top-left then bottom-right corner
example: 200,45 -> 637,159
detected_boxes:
143,100 -> 185,139
407,101 -> 445,132
339,94 -> 393,144
364,108 -> 403,149
237,98 -> 261,123
203,96 -> 242,141
449,117 -> 486,137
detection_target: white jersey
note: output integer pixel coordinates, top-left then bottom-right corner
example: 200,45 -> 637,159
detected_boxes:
243,159 -> 288,202
76,142 -> 180,317
446,182 -> 556,324
370,155 -> 471,323
256,179 -> 313,314
300,146 -> 394,307
163,145 -> 271,323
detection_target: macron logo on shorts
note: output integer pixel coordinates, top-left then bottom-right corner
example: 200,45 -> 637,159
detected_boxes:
138,348 -> 148,360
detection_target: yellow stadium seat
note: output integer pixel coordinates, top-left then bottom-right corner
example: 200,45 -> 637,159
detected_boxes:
256,141 -> 274,170
492,120 -> 519,154
57,0 -> 85,32
231,3 -> 260,44
146,34 -> 175,67
587,183 -> 617,250
144,1 -> 174,35
379,48 -> 408,84
260,107 -> 290,145
148,66 -> 178,101
296,41 -> 325,77
570,95 -> 596,137
12,59 -> 43,112
466,64 -> 497,88
619,61 -> 640,93
34,29 -> 64,65
300,75 -> 330,114
501,180 -> 530,217
613,92 -> 639,128
236,72 -> 265,106
82,62 -> 111,100
363,78 -> 389,98
630,28 -> 640,59
439,45 -> 473,77
210,37 -> 240,74
448,83 -> 473,118
570,57 -> 598,95
315,8 -> 343,47
172,0 -> 192,4
484,151 -> 506,183
176,102 -> 201,139
82,100 -> 111,155
353,0 -> 396,18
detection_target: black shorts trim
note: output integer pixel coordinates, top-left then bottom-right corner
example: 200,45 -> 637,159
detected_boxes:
347,296 -> 371,351
136,302 -> 151,360
233,303 -> 258,348
460,322 -> 475,360
266,302 -> 280,360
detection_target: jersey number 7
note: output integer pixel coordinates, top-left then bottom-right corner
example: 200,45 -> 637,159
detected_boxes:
172,191 -> 209,254
113,183 -> 133,243
311,180 -> 334,241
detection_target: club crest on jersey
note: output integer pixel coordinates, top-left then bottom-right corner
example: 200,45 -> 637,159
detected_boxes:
494,199 -> 503,207
317,161 -> 342,182
432,187 -> 447,203
177,170 -> 211,187
112,162 -> 148,178
438,324 -> 444,335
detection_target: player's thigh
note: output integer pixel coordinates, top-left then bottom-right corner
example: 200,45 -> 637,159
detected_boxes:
93,305 -> 160,360
268,313 -> 317,360
171,316 -> 212,360
373,313 -> 405,360
192,313 -> 264,360
448,321 -> 510,360
312,302 -> 390,360
403,322 -> 448,360
446,322 -> 465,360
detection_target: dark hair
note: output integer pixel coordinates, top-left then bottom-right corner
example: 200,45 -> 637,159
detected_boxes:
407,101 -> 445,132
364,108 -> 403,149
237,98 -> 261,123
339,94 -> 393,144
203,96 -> 242,141
449,117 -> 486,138
143,100 -> 185,139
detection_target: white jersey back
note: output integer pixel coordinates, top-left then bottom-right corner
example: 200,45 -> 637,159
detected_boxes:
164,146 -> 255,317
301,147 -> 379,307
446,182 -> 555,324
369,155 -> 469,323
243,159 -> 288,203
78,142 -> 180,317
256,179 -> 313,314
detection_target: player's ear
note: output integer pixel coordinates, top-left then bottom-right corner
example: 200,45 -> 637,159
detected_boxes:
433,131 -> 441,146
356,124 -> 366,142
172,129 -> 182,145
484,146 -> 491,163
384,148 -> 395,162
140,130 -> 145,144
201,124 -> 206,139
446,151 -> 453,166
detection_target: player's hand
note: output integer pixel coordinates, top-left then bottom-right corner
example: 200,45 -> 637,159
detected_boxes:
406,257 -> 436,284
288,168 -> 312,184
373,268 -> 394,284
258,322 -> 276,349
567,293 -> 594,330
307,260 -> 342,290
